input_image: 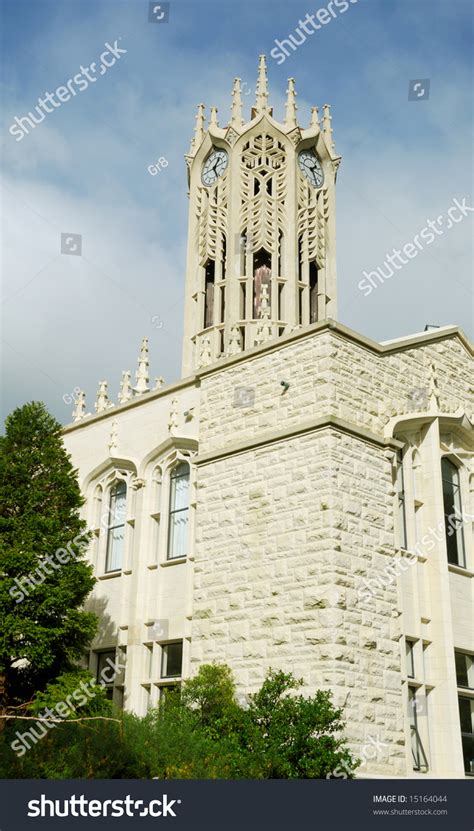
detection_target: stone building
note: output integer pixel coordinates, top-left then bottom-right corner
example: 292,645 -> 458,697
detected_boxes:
63,58 -> 473,778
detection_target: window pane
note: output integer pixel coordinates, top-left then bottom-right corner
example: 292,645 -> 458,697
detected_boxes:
168,511 -> 188,558
162,642 -> 183,678
106,523 -> 125,571
170,465 -> 189,512
459,697 -> 473,734
106,481 -> 127,572
168,463 -> 189,559
97,650 -> 116,698
406,640 -> 415,678
441,458 -> 465,566
455,652 -> 471,688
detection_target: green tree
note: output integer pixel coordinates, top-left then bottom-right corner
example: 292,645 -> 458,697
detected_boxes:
246,669 -> 359,778
0,402 -> 97,721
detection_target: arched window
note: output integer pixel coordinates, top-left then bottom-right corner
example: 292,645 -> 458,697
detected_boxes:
441,457 -> 465,567
105,480 -> 127,572
167,462 -> 190,560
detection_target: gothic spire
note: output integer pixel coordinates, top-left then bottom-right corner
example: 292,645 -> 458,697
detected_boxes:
209,106 -> 219,128
190,103 -> 205,153
231,78 -> 243,126
134,336 -> 149,394
322,104 -> 335,153
284,78 -> 297,129
310,106 -> 320,132
255,55 -> 269,114
255,284 -> 272,345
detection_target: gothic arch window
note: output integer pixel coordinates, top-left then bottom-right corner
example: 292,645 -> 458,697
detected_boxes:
309,261 -> 318,324
105,480 -> 127,572
441,457 -> 466,567
167,461 -> 190,560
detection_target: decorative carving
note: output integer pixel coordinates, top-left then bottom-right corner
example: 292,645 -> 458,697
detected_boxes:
72,389 -> 86,422
154,376 -> 165,391
108,420 -> 118,454
118,370 -> 133,404
168,398 -> 179,434
255,283 -> 272,345
227,326 -> 242,356
199,334 -> 213,367
95,381 -> 113,413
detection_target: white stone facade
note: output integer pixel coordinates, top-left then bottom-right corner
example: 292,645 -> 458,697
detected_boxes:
62,60 -> 473,778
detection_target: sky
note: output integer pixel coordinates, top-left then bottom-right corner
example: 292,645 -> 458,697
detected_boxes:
1,0 -> 473,427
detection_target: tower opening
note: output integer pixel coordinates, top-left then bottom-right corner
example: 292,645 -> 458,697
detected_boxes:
253,249 -> 271,318
309,262 -> 318,324
204,259 -> 215,329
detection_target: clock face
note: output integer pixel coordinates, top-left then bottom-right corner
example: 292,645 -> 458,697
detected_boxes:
298,149 -> 324,188
201,149 -> 229,186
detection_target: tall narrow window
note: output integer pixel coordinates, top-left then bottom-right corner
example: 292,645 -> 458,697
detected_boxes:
96,650 -> 117,700
277,283 -> 284,321
309,262 -> 318,323
298,235 -> 303,282
240,282 -> 247,319
396,452 -> 408,550
458,697 -> 474,774
221,235 -> 227,280
278,231 -> 284,276
406,639 -> 415,678
298,287 -> 304,325
106,480 -> 127,572
455,652 -> 474,689
408,687 -> 429,771
167,462 -> 190,560
204,259 -> 215,329
220,285 -> 226,324
441,458 -> 465,566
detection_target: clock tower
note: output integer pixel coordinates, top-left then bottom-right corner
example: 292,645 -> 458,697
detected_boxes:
181,56 -> 341,376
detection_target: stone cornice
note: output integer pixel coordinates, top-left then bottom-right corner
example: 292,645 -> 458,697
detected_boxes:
195,415 -> 403,466
195,320 -> 473,380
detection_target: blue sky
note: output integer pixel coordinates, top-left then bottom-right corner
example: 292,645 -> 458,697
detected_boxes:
1,0 -> 473,425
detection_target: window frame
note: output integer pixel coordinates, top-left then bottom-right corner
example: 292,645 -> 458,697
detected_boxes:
160,641 -> 183,680
105,479 -> 127,573
441,456 -> 466,568
166,462 -> 190,561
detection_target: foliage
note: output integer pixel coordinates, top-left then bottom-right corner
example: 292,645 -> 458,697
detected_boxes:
0,664 -> 359,779
0,402 -> 97,710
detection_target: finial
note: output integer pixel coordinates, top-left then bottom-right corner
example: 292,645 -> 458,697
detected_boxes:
255,55 -> 269,114
310,106 -> 320,131
209,106 -> 219,127
72,389 -> 86,422
227,326 -> 242,356
231,78 -> 243,126
118,370 -> 132,404
95,381 -> 113,413
190,103 -> 205,153
284,78 -> 297,129
199,334 -> 212,367
134,336 -> 149,394
154,376 -> 164,391
322,104 -> 335,153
